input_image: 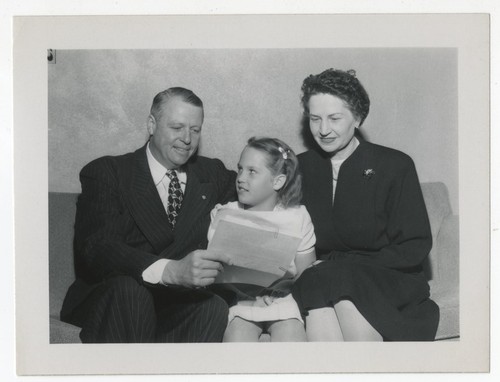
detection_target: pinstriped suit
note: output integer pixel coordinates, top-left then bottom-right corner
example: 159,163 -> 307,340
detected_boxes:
61,143 -> 236,342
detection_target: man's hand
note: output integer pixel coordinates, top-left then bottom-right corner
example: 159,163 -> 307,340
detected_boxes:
161,250 -> 232,288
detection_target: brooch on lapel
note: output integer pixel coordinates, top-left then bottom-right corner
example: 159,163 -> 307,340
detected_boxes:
362,169 -> 376,179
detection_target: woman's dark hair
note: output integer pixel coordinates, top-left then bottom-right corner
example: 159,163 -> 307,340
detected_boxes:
301,68 -> 370,126
246,137 -> 302,208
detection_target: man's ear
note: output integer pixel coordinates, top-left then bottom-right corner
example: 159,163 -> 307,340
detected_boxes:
273,174 -> 287,191
147,114 -> 156,136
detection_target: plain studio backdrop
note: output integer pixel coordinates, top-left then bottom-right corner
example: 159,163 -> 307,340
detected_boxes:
48,48 -> 458,214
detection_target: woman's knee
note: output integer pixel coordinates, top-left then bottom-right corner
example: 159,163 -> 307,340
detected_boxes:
305,307 -> 344,341
335,299 -> 357,311
334,300 -> 382,341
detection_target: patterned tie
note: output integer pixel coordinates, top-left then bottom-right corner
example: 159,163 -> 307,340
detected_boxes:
166,170 -> 183,228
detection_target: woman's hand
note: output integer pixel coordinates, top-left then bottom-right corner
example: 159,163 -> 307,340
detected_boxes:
309,259 -> 324,267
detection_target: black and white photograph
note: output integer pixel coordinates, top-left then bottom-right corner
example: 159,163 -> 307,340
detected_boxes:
10,11 -> 491,377
47,48 -> 459,345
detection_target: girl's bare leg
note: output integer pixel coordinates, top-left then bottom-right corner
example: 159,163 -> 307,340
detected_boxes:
223,317 -> 263,342
267,319 -> 307,342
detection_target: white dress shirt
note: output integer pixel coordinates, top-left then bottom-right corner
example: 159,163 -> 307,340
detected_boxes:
142,142 -> 187,284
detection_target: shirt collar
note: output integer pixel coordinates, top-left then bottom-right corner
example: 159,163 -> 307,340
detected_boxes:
330,137 -> 360,163
146,142 -> 186,186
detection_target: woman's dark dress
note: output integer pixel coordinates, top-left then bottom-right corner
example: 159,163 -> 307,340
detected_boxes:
292,140 -> 440,341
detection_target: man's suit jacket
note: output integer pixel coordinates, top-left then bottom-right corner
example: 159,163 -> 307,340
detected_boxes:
61,143 -> 236,319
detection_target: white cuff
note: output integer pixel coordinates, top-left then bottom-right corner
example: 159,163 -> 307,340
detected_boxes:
142,259 -> 170,285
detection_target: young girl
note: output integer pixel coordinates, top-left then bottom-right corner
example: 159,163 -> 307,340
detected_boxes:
207,137 -> 316,342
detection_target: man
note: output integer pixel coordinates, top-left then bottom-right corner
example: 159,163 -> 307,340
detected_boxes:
60,87 -> 236,343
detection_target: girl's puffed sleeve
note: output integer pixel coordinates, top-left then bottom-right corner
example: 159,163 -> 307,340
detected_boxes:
206,203 -> 223,243
297,206 -> 316,255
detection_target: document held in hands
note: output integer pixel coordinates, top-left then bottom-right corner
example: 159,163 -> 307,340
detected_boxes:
207,208 -> 301,287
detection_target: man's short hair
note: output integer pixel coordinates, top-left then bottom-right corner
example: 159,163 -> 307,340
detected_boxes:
150,87 -> 203,121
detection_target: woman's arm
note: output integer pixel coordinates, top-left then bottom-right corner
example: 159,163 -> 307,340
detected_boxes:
347,159 -> 432,270
294,249 -> 317,279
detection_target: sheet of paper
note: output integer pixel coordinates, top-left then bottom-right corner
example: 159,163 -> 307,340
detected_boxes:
208,215 -> 301,287
215,265 -> 282,287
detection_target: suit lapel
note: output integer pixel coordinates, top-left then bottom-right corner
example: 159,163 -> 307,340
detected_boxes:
122,145 -> 174,254
122,148 -> 216,256
331,139 -> 374,250
174,160 -> 215,233
306,150 -> 334,221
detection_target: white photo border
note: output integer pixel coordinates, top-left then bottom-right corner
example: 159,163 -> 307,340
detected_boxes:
13,13 -> 489,375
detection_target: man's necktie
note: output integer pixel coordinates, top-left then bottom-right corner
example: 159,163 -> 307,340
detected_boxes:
166,170 -> 183,228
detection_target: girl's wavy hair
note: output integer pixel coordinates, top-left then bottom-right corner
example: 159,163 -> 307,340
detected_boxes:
246,137 -> 302,208
301,68 -> 370,126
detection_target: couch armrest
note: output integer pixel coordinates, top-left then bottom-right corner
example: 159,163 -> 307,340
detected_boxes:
429,214 -> 459,340
50,317 -> 82,343
435,214 -> 459,287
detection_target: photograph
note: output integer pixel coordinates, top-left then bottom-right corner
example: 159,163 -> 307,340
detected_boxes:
12,13 -> 489,375
47,48 -> 459,345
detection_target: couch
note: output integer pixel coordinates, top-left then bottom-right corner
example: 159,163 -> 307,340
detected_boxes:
49,182 -> 459,343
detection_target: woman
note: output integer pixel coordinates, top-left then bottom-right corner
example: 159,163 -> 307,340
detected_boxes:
292,68 -> 440,341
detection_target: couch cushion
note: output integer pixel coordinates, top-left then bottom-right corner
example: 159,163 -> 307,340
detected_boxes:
49,192 -> 78,319
432,293 -> 460,340
50,317 -> 81,343
420,182 -> 453,281
435,214 -> 459,284
421,184 -> 459,339
48,184 -> 459,341
420,182 -> 452,237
